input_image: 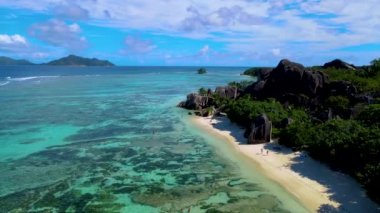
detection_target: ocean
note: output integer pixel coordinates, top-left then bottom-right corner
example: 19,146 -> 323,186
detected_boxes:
0,66 -> 308,212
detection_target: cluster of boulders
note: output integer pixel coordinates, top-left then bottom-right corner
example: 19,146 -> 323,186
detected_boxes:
177,86 -> 240,117
245,59 -> 329,101
244,59 -> 363,112
178,58 -> 374,144
177,93 -> 212,110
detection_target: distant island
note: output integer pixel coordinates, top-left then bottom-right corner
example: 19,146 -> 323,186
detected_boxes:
0,56 -> 34,65
44,55 -> 114,66
0,55 -> 114,66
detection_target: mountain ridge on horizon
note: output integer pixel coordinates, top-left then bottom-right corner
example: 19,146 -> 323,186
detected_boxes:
0,55 -> 114,66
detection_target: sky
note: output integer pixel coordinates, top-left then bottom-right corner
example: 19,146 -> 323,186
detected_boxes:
0,0 -> 379,66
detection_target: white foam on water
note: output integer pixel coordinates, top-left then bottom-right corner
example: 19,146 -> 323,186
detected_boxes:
6,76 -> 60,81
0,81 -> 10,86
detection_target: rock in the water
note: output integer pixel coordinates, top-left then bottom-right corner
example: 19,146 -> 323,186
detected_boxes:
247,114 -> 272,144
215,86 -> 240,99
177,93 -> 212,110
323,59 -> 356,70
197,68 -> 207,74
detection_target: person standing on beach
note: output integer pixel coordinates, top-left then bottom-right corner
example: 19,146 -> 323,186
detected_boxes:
261,148 -> 263,154
267,150 -> 269,155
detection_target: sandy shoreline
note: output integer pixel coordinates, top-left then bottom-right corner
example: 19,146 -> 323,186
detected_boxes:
190,115 -> 379,212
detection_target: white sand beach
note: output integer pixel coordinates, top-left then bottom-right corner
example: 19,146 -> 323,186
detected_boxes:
191,115 -> 379,213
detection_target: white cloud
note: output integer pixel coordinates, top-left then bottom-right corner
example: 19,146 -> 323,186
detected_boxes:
2,0 -> 380,64
271,48 -> 281,56
0,34 -> 28,52
32,52 -> 49,58
29,19 -> 87,50
0,34 -> 54,61
0,34 -> 27,45
122,36 -> 156,54
199,45 -> 209,55
52,3 -> 89,20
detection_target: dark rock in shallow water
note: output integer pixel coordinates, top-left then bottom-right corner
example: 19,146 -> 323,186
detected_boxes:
247,114 -> 272,144
323,59 -> 356,70
197,67 -> 207,74
177,93 -> 212,110
215,86 -> 240,99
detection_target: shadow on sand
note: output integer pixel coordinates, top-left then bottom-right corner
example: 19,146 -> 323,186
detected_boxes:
263,141 -> 379,213
209,116 -> 379,213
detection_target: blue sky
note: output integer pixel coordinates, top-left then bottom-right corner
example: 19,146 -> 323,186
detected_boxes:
0,0 -> 379,66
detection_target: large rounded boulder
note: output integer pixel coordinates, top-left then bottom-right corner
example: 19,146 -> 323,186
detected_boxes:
301,70 -> 329,97
247,114 -> 272,144
323,59 -> 356,70
271,59 -> 305,83
264,59 -> 306,97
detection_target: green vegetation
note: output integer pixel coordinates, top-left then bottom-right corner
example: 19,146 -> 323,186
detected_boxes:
278,116 -> 380,202
277,61 -> 380,202
197,68 -> 207,74
210,59 -> 380,203
322,65 -> 380,93
228,80 -> 254,90
224,95 -> 287,126
198,87 -> 208,96
356,104 -> 380,127
242,67 -> 271,76
211,94 -> 308,139
324,96 -> 350,117
367,58 -> 380,77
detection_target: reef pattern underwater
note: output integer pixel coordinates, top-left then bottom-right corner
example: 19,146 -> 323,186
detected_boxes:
0,67 -> 304,212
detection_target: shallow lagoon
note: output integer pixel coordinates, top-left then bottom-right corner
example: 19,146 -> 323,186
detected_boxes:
0,66 -> 308,212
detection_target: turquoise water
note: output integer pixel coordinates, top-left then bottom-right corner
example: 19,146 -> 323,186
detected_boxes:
0,66 -> 308,212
